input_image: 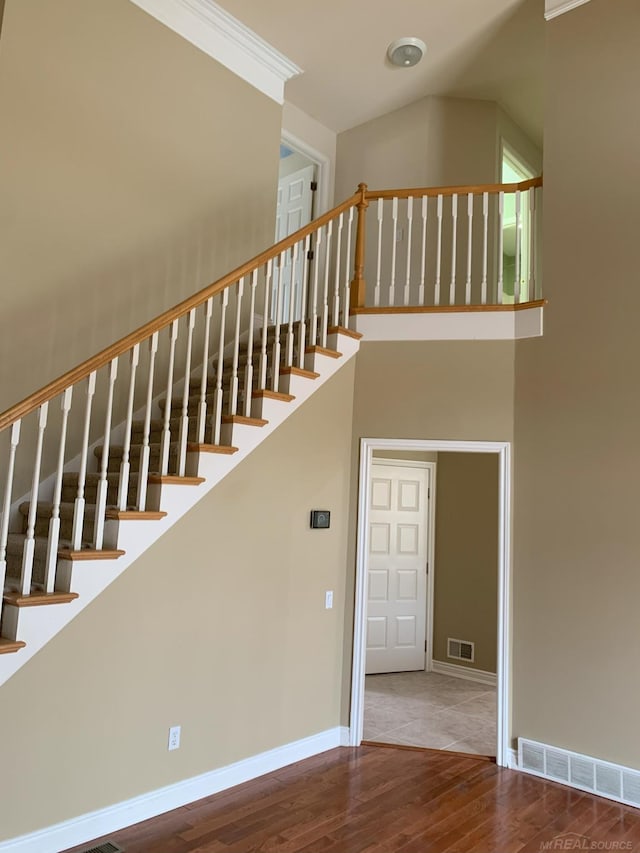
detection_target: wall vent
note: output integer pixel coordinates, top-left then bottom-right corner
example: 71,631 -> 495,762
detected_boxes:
78,842 -> 125,853
518,738 -> 640,809
447,638 -> 474,663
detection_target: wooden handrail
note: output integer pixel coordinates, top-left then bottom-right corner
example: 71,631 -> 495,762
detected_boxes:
0,191 -> 361,432
0,175 -> 543,432
366,176 -> 542,201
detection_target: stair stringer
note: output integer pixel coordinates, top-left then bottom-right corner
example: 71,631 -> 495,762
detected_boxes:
0,332 -> 360,687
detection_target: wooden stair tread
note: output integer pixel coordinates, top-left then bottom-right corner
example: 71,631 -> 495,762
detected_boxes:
0,638 -> 26,655
186,443 -> 238,454
328,325 -> 363,340
252,390 -> 295,403
105,510 -> 167,521
221,415 -> 268,427
305,345 -> 342,359
3,591 -> 79,607
280,366 -> 320,379
57,547 -> 126,561
147,474 -> 205,486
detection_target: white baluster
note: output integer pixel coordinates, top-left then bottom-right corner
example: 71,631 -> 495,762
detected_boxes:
498,191 -> 505,304
298,234 -> 311,366
514,190 -> 522,304
320,221 -> 333,348
310,229 -> 323,347
272,250 -> 286,392
435,195 -> 443,306
197,298 -> 214,442
212,288 -> 229,445
117,346 -> 140,511
243,273 -> 257,418
44,388 -> 73,590
0,421 -> 21,599
137,332 -> 159,510
465,193 -> 474,305
160,321 -> 179,476
286,245 -> 298,367
259,260 -> 273,390
481,192 -> 489,305
389,197 -> 398,306
71,372 -> 96,551
332,213 -> 344,327
449,194 -> 458,306
93,358 -> 118,550
342,209 -> 354,328
21,403 -> 48,595
230,279 -> 245,415
419,196 -> 428,306
177,310 -> 196,477
529,188 -> 537,300
375,199 -> 383,307
404,197 -> 413,306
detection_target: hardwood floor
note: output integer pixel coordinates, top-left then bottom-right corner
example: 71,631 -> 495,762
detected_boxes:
64,745 -> 640,853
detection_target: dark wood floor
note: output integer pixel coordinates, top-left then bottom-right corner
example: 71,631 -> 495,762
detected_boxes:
64,745 -> 640,853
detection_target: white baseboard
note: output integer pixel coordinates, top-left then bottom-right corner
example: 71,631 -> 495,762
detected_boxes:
431,660 -> 497,687
0,726 -> 350,853
507,747 -> 519,769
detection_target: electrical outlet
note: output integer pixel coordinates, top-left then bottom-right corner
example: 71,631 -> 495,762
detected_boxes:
168,725 -> 181,751
325,590 -> 334,609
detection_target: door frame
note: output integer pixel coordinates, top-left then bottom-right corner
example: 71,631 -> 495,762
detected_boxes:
350,437 -> 512,767
280,129 -> 331,217
369,457 -> 437,674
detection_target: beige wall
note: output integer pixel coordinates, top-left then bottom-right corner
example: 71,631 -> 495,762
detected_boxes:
0,0 -> 281,412
513,0 -> 640,765
0,359 -> 356,842
343,340 -> 514,720
433,453 -> 498,674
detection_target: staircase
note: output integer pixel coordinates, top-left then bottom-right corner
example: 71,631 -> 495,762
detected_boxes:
0,176 -> 543,685
0,187 -> 364,685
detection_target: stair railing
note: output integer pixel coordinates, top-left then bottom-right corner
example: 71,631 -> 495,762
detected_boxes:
0,175 -> 543,626
351,177 -> 543,311
0,189 -> 362,620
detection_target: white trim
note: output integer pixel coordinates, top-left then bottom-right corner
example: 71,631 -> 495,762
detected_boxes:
544,0 -> 591,21
281,130 -> 331,217
431,660 -> 497,687
0,726 -> 349,853
129,0 -> 302,104
350,438 -> 511,769
351,307 -> 544,341
507,748 -> 519,769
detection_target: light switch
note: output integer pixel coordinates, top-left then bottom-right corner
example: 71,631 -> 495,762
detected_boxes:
325,590 -> 334,609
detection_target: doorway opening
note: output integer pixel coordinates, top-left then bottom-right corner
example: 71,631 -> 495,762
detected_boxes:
500,142 -> 536,304
351,438 -> 511,767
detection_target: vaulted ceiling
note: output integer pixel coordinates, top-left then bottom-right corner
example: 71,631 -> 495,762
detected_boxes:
218,0 -> 545,145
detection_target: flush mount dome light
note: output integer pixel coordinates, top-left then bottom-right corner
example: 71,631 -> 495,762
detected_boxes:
387,37 -> 427,68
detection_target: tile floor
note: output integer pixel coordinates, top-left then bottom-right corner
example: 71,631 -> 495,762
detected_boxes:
364,670 -> 496,756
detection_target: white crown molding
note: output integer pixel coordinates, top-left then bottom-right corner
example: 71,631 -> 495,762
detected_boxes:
545,0 -> 591,21
129,0 -> 302,103
0,726 -> 348,853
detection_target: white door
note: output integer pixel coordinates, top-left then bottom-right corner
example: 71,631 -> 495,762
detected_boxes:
274,164 -> 315,323
365,462 -> 430,674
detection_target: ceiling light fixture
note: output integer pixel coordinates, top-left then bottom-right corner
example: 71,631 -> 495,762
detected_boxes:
387,37 -> 427,68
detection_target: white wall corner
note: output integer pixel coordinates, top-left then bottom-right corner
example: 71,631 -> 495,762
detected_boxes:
129,0 -> 302,103
544,0 -> 591,21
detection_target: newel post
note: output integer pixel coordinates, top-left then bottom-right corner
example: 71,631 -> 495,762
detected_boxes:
350,183 -> 369,311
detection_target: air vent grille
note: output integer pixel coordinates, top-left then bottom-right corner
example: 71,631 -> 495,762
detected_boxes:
518,738 -> 640,809
447,638 -> 474,662
78,842 -> 125,853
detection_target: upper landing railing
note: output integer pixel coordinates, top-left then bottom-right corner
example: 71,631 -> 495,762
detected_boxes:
0,176 -> 542,613
350,177 -> 543,313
